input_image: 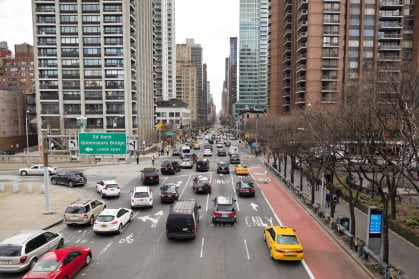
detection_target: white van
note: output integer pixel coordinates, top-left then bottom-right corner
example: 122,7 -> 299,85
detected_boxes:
181,146 -> 191,158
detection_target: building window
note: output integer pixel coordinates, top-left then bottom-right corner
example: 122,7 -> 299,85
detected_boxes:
82,4 -> 100,13
104,37 -> 123,45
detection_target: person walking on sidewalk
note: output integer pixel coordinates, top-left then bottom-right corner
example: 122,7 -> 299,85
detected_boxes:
151,155 -> 155,166
335,188 -> 342,203
166,148 -> 169,156
325,190 -> 331,207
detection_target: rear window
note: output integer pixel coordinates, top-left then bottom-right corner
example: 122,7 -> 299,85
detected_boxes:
106,184 -> 118,188
134,192 -> 149,198
96,215 -> 115,222
277,235 -> 299,245
167,214 -> 193,224
216,205 -> 234,212
65,206 -> 87,214
0,245 -> 21,257
32,260 -> 60,272
241,182 -> 254,189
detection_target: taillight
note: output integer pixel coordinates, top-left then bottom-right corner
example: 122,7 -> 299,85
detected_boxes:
296,250 -> 304,253
173,193 -> 178,197
239,189 -> 244,192
83,214 -> 88,220
117,187 -> 120,189
63,215 -> 67,220
94,221 -> 98,224
275,248 -> 285,253
228,212 -> 236,216
103,188 -> 108,190
192,226 -> 196,232
169,167 -> 173,169
111,220 -> 118,224
20,256 -> 28,263
165,226 -> 168,232
213,212 -> 222,216
251,189 -> 255,192
161,194 -> 167,197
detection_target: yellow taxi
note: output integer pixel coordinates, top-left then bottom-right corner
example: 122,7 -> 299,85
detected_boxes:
263,226 -> 304,261
235,164 -> 249,175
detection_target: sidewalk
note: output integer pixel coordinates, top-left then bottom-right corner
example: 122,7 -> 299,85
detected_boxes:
265,157 -> 418,279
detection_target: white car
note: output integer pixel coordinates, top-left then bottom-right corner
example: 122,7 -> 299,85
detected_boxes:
180,159 -> 194,169
131,186 -> 153,208
93,208 -> 133,234
96,180 -> 120,198
203,149 -> 213,157
216,142 -> 223,148
19,164 -> 57,176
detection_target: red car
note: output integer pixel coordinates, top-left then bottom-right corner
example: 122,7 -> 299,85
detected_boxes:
22,246 -> 92,279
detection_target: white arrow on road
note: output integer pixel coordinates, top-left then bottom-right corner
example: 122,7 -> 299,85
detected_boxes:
154,210 -> 164,217
138,215 -> 158,227
249,202 -> 259,211
175,181 -> 183,187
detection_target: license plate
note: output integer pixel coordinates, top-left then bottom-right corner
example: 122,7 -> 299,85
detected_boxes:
0,260 -> 9,264
101,225 -> 107,228
222,214 -> 228,217
168,195 -> 172,197
245,189 -> 249,192
139,199 -> 144,202
182,228 -> 188,231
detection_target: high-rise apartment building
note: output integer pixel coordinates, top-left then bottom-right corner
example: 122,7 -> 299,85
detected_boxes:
32,0 -> 155,146
268,0 -> 418,115
176,43 -> 197,122
226,37 -> 238,118
235,0 -> 269,117
153,0 -> 176,101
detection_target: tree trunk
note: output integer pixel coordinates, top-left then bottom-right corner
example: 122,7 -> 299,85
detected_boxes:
284,156 -> 288,178
290,156 -> 295,184
390,193 -> 396,219
299,157 -> 303,192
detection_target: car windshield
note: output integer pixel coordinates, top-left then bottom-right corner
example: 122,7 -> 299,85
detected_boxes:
96,215 -> 115,222
32,260 -> 60,272
65,206 -> 86,214
0,245 -> 21,256
134,192 -> 149,198
277,235 -> 299,245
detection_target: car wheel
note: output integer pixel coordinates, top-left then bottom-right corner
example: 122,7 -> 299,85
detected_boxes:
100,192 -> 105,198
270,249 -> 275,260
68,181 -> 74,188
57,239 -> 64,249
89,216 -> 94,226
29,258 -> 38,270
20,171 -> 27,176
51,178 -> 57,185
129,213 -> 133,222
118,224 -> 123,234
84,254 -> 92,266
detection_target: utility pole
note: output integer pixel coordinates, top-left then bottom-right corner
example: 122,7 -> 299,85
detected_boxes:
42,134 -> 51,214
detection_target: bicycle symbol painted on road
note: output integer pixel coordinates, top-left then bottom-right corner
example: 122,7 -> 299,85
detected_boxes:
119,233 -> 134,244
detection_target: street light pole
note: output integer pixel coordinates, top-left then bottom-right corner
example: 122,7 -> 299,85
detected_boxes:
25,110 -> 30,167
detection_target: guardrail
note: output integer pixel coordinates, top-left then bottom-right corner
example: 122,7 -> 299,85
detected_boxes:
264,162 -> 404,279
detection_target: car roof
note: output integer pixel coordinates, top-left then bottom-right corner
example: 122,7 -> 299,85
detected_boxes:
68,199 -> 96,206
102,180 -> 117,184
98,208 -> 121,216
143,168 -> 157,172
1,230 -> 45,245
218,161 -> 228,164
133,186 -> 150,192
197,175 -> 209,181
272,226 -> 297,235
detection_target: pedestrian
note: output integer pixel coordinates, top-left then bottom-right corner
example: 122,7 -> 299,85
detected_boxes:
325,190 -> 331,207
151,155 -> 155,166
166,148 -> 169,156
335,188 -> 342,203
157,147 -> 161,156
160,149 -> 164,156
315,179 -> 320,191
333,194 -> 338,205
136,154 -> 139,165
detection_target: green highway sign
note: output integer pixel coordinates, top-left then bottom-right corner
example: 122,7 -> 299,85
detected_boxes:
78,133 -> 127,155
165,132 -> 175,136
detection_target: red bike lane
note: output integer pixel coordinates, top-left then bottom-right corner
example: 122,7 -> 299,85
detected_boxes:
250,167 -> 372,279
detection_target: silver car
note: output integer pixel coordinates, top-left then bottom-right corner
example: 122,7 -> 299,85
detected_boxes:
0,230 -> 64,273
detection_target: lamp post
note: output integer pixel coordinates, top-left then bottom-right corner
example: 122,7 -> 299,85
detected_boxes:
25,110 -> 30,167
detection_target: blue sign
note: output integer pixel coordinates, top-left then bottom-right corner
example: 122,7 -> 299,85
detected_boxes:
369,213 -> 382,234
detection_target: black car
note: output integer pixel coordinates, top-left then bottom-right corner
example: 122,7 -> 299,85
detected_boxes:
196,159 -> 210,172
212,196 -> 237,224
236,180 -> 256,197
160,161 -> 179,175
172,149 -> 182,156
230,154 -> 241,164
141,167 -> 159,185
50,171 -> 87,187
208,139 -> 214,144
216,162 -> 230,174
166,200 -> 201,240
217,148 -> 227,156
160,184 -> 179,203
192,176 -> 212,194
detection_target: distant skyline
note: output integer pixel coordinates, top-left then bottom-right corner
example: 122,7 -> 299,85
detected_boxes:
0,0 -> 239,111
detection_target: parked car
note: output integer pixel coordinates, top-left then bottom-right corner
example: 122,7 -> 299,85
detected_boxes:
160,161 -> 178,175
192,175 -> 212,194
217,148 -> 227,156
22,246 -> 91,279
50,170 -> 87,187
166,200 -> 201,240
0,230 -> 64,273
93,208 -> 133,234
19,164 -> 57,176
216,161 -> 230,174
130,186 -> 153,208
196,158 -> 210,172
96,180 -> 120,198
160,184 -> 180,203
212,196 -> 237,224
236,180 -> 256,197
235,164 -> 249,175
180,158 -> 194,169
141,168 -> 159,185
263,226 -> 304,261
64,199 -> 106,226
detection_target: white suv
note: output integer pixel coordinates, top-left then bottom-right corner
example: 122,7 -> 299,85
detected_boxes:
131,186 -> 153,208
96,180 -> 120,198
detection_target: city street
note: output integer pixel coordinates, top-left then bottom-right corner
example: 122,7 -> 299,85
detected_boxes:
0,140 -> 371,279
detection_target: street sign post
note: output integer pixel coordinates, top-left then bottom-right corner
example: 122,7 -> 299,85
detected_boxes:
78,133 -> 127,155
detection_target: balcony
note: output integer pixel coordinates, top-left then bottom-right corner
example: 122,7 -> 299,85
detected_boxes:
379,22 -> 402,29
297,20 -> 307,31
378,33 -> 402,40
380,0 -> 403,8
296,42 -> 307,52
297,10 -> 307,21
298,0 -> 308,10
106,110 -> 125,114
379,11 -> 403,18
321,75 -> 338,81
297,32 -> 307,42
296,64 -> 306,73
378,43 -> 401,51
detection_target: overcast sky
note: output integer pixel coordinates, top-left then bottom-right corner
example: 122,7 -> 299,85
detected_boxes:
0,0 -> 239,111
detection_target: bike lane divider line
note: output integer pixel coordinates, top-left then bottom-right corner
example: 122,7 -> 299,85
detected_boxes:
250,167 -> 372,279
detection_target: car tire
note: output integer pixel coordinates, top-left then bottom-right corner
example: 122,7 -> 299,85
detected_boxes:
51,178 -> 57,185
129,213 -> 133,222
89,216 -> 94,226
57,239 -> 64,249
29,258 -> 38,270
100,192 -> 105,198
118,224 -> 123,234
20,171 -> 27,176
84,254 -> 92,266
68,181 -> 74,188
270,249 -> 275,260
